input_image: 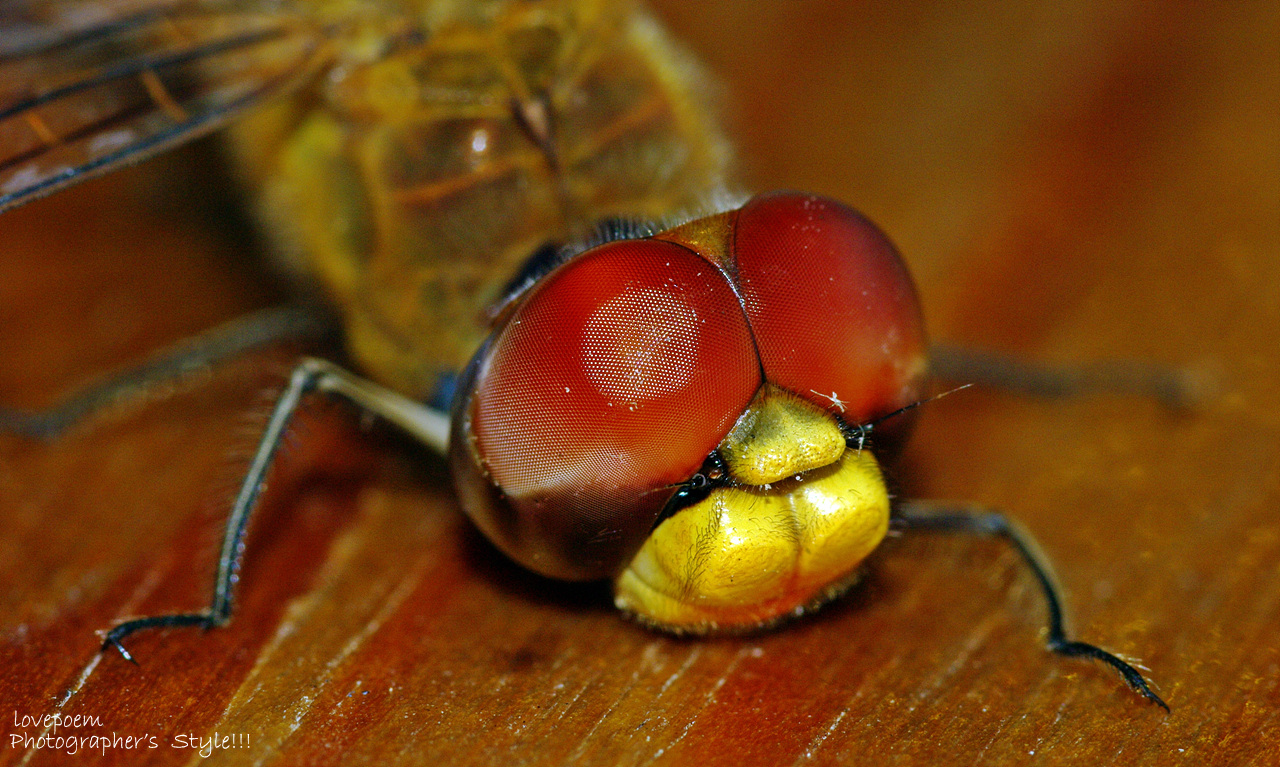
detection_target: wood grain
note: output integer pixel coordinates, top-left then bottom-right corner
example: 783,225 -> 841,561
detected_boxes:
2,1 -> 1277,764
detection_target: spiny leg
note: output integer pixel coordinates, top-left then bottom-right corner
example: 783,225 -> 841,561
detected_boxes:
0,305 -> 333,440
891,500 -> 1168,711
101,357 -> 449,662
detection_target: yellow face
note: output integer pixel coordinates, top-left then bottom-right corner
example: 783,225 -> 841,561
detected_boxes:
614,389 -> 892,632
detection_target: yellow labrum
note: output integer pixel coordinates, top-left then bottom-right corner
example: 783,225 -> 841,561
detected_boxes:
717,386 -> 847,485
614,449 -> 890,632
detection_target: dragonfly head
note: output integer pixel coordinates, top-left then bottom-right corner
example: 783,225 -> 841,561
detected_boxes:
450,192 -> 928,631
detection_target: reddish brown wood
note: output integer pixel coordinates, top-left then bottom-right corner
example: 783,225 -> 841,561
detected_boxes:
2,1 -> 1277,764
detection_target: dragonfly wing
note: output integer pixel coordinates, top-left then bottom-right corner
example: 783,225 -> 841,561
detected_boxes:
0,0 -> 330,213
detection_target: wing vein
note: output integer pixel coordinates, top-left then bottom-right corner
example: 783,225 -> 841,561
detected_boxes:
0,9 -> 167,60
0,26 -> 290,123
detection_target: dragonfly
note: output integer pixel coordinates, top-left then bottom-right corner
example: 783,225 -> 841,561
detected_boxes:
0,0 -> 1174,709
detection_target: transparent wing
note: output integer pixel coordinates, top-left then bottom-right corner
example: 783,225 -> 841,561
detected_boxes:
0,0 -> 330,213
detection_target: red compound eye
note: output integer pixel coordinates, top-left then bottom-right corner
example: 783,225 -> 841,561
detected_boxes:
732,192 -> 929,435
450,193 -> 928,580
451,239 -> 761,580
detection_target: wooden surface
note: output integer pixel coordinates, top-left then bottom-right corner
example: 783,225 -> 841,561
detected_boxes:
2,1 -> 1277,764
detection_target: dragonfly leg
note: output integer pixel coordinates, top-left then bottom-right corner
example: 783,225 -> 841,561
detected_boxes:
101,356 -> 450,662
890,500 -> 1169,711
928,342 -> 1210,409
1,305 -> 333,440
